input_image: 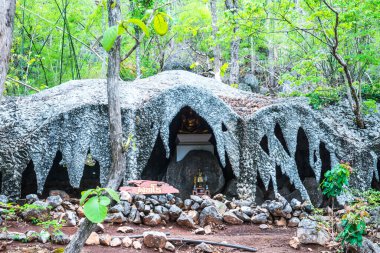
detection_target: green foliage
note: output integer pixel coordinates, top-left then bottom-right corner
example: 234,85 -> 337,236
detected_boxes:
362,83 -> 380,102
352,188 -> 380,209
37,219 -> 65,235
337,202 -> 369,248
320,162 -> 352,198
306,87 -> 342,109
80,187 -> 120,223
362,99 -> 378,115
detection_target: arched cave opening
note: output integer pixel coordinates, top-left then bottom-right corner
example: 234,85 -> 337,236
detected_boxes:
274,123 -> 290,156
371,159 -> 380,190
21,160 -> 38,198
79,155 -> 101,192
259,135 -> 270,155
295,128 -> 316,180
42,151 -> 75,197
256,173 -> 274,204
296,128 -> 324,206
141,106 -> 230,199
141,135 -> 169,181
319,142 -> 331,183
276,165 -> 299,201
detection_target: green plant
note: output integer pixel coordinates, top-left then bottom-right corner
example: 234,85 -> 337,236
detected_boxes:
321,162 -> 352,199
37,219 -> 65,236
306,86 -> 342,109
362,99 -> 378,115
80,187 -> 120,223
320,161 -> 353,240
337,202 -> 369,249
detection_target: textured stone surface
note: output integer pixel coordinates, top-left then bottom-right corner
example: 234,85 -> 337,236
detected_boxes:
297,218 -> 330,246
0,70 -> 379,203
143,231 -> 167,248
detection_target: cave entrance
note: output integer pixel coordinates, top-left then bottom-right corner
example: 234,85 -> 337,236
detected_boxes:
43,151 -> 75,197
295,128 -> 324,206
21,160 -> 38,198
371,159 -> 380,190
42,151 -> 101,198
142,106 -> 231,199
0,171 -> 2,193
80,153 -> 101,192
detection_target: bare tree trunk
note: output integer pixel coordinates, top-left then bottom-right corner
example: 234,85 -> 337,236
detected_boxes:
210,0 -> 221,81
0,0 -> 16,97
225,0 -> 240,84
64,0 -> 126,251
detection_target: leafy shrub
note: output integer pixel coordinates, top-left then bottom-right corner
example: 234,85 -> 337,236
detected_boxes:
362,99 -> 378,115
320,162 -> 352,198
306,86 -> 342,109
361,82 -> 380,102
37,219 -> 65,236
337,203 -> 369,248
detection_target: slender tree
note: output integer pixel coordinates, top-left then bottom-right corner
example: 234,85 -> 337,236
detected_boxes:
0,0 -> 16,97
64,0 -> 125,251
225,0 -> 240,84
210,0 -> 221,81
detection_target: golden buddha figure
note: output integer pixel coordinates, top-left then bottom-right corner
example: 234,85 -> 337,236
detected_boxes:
179,108 -> 209,134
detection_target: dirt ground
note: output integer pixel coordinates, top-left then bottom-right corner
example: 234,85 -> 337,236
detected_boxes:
4,221 -> 328,253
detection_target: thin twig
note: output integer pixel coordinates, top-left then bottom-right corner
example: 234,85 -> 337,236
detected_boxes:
6,77 -> 40,92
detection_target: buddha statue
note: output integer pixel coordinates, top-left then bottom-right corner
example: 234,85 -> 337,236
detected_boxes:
179,108 -> 209,134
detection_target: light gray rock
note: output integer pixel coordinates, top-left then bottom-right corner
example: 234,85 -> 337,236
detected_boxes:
288,217 -> 300,227
105,212 -> 126,223
359,237 -> 380,253
38,230 -> 51,244
252,213 -> 268,224
143,213 -> 161,226
296,218 -> 330,246
25,194 -> 39,203
46,195 -> 63,208
0,195 -> 8,204
51,232 -> 70,245
195,242 -> 214,253
143,231 -> 167,248
223,210 -> 243,225
199,206 -> 223,226
169,205 -> 182,221
177,212 -> 196,228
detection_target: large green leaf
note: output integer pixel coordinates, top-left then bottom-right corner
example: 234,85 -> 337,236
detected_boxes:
153,13 -> 168,36
80,189 -> 94,206
99,196 -> 111,206
101,25 -> 118,52
104,188 -> 120,203
83,196 -> 108,223
126,18 -> 150,37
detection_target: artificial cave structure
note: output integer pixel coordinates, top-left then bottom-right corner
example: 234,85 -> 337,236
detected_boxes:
0,70 -> 379,206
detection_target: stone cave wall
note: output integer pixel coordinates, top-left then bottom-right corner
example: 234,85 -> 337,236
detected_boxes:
0,71 -> 379,206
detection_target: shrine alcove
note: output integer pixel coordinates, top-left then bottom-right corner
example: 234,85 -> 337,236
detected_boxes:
142,106 -> 231,199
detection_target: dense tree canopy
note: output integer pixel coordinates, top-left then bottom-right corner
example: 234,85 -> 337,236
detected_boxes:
3,0 -> 380,109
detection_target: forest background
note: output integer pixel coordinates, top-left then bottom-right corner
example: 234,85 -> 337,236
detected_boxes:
3,0 -> 380,109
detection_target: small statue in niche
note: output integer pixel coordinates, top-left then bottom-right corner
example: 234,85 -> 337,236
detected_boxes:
192,168 -> 210,196
179,108 -> 209,134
